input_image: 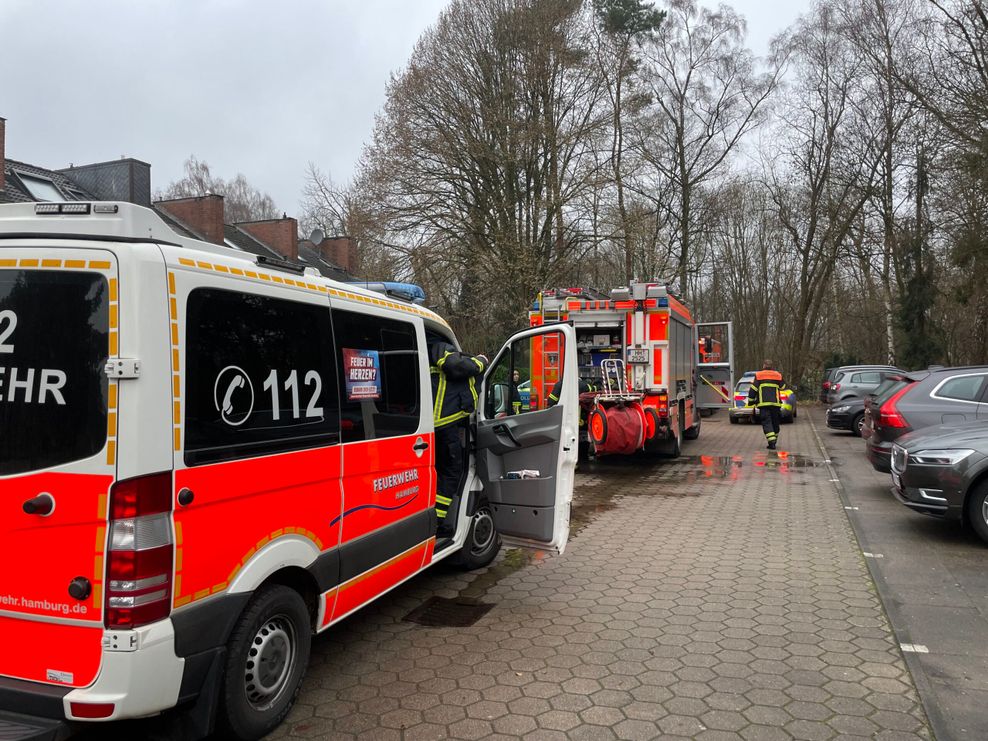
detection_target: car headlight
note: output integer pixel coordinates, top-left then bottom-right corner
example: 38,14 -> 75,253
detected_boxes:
831,405 -> 851,413
910,449 -> 976,465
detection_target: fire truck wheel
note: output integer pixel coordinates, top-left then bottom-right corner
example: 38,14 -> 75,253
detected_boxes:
588,409 -> 608,446
451,502 -> 502,570
218,584 -> 312,741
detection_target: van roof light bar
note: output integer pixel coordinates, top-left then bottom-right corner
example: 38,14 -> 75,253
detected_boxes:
255,254 -> 306,275
35,202 -> 92,215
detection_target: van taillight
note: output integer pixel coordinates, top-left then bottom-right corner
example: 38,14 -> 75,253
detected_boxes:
878,385 -> 913,429
105,472 -> 173,629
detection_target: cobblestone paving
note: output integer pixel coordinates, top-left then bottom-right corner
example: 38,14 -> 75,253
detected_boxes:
268,414 -> 931,740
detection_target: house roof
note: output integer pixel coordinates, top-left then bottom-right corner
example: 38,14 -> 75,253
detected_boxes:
223,224 -> 282,260
1,158 -> 96,204
298,242 -> 350,281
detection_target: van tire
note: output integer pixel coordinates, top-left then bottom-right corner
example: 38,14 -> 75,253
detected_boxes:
217,585 -> 311,741
450,502 -> 502,570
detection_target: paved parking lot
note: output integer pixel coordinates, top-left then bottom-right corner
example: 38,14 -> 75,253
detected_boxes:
817,411 -> 988,740
269,414 -> 931,740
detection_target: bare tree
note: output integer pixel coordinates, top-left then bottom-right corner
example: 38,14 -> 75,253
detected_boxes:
158,156 -> 279,224
639,0 -> 783,296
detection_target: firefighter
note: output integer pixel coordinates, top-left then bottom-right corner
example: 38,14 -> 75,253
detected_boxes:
511,370 -> 523,415
547,376 -> 596,428
429,340 -> 488,536
748,359 -> 788,450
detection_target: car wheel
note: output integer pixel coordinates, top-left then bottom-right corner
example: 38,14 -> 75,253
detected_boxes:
218,585 -> 311,741
965,483 -> 988,545
451,503 -> 502,570
852,412 -> 865,437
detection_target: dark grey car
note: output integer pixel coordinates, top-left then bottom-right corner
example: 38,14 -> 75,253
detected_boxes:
890,421 -> 988,543
867,366 -> 988,472
826,365 -> 901,405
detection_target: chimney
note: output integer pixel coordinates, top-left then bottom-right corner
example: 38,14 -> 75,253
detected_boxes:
156,195 -> 226,245
238,217 -> 299,261
0,117 -> 6,192
60,158 -> 152,206
318,236 -> 356,273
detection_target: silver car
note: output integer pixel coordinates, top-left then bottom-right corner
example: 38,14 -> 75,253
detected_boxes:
826,365 -> 902,405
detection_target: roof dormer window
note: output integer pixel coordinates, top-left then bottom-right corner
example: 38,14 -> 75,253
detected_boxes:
16,172 -> 65,202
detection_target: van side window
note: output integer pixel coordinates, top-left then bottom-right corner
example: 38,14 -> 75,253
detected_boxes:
184,289 -> 340,466
332,309 -> 420,443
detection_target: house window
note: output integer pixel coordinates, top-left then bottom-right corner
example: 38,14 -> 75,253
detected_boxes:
16,173 -> 65,202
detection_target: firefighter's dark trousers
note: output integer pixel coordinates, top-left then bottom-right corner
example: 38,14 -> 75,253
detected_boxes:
435,422 -> 464,529
759,406 -> 782,448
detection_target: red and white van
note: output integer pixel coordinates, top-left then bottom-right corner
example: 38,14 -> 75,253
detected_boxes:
0,202 -> 578,740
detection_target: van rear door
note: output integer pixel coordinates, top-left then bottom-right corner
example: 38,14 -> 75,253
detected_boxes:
0,247 -> 116,689
476,324 -> 578,553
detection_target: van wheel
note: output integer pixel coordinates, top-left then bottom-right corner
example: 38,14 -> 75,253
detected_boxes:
451,503 -> 502,570
966,483 -> 988,546
218,585 -> 311,741
729,415 -> 738,425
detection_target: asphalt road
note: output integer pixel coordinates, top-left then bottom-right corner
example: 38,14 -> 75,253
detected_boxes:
814,406 -> 988,741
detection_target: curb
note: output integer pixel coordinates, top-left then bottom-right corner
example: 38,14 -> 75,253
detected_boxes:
806,409 -> 942,740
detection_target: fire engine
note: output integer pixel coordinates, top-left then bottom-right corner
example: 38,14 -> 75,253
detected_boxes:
530,283 -> 713,457
0,202 -> 579,740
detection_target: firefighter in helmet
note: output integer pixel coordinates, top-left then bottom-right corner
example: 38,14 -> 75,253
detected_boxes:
429,340 -> 488,536
748,359 -> 788,450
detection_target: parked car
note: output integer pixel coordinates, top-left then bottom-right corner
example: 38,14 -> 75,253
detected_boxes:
827,396 -> 867,436
729,372 -> 796,424
826,365 -> 902,405
861,373 -> 909,440
890,421 -> 988,543
867,366 -> 988,472
819,367 -> 838,403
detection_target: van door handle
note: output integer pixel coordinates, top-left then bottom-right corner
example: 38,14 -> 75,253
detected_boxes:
492,423 -> 521,447
413,441 -> 429,451
23,493 -> 55,516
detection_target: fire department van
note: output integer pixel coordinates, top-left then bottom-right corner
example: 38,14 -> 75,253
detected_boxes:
0,202 -> 578,740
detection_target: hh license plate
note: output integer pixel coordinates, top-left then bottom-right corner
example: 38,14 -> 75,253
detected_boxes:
627,348 -> 649,364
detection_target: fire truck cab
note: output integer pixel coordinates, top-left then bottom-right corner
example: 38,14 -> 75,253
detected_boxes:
530,283 -> 701,458
0,202 -> 580,741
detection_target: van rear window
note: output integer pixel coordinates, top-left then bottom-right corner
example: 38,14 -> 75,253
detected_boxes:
0,270 -> 109,476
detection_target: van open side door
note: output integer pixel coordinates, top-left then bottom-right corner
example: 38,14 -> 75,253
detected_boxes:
476,324 -> 578,554
696,321 -> 734,412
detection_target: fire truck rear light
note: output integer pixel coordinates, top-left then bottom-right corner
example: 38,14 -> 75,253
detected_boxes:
70,702 -> 115,719
109,573 -> 168,592
110,472 -> 172,518
34,203 -> 61,214
93,203 -> 119,214
106,472 -> 173,629
110,513 -> 171,550
108,589 -> 168,608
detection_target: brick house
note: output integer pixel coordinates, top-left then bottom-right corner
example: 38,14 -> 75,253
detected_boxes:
0,115 -> 352,280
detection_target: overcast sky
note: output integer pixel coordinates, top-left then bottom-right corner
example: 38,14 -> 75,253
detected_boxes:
1,0 -> 809,216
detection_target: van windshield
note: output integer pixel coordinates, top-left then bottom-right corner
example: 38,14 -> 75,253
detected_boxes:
0,270 -> 109,475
